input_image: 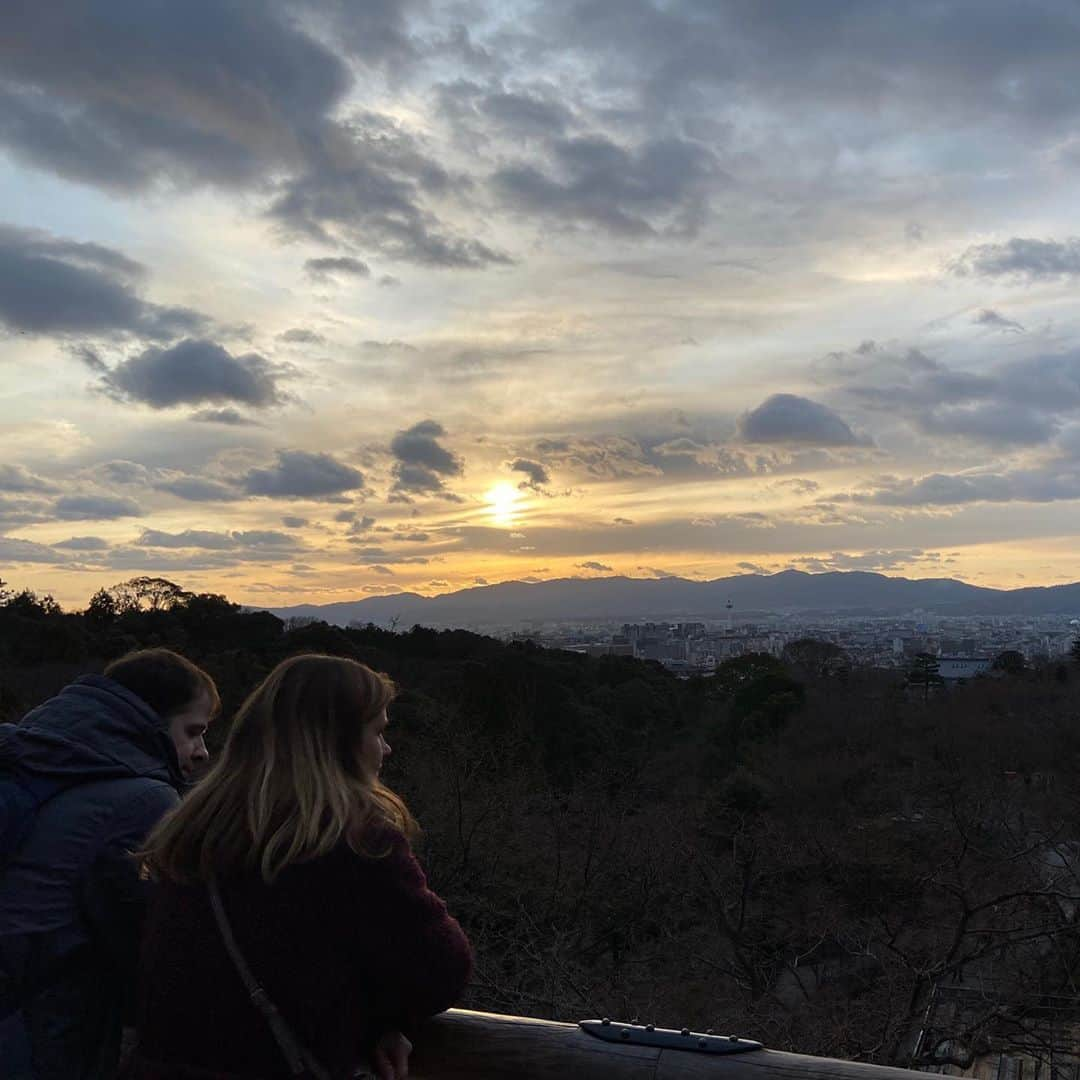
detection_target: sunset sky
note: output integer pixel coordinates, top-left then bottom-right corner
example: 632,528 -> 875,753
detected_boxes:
4,1 -> 1080,609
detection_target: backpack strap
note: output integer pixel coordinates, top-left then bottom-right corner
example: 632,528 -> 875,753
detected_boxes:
207,878 -> 335,1080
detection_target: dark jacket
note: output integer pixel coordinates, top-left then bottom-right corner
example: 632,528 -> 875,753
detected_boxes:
127,826 -> 473,1080
0,675 -> 185,1079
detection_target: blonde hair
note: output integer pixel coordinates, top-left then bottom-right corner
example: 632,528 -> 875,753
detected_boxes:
142,654 -> 418,884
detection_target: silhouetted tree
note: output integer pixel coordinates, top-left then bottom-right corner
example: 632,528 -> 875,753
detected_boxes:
991,649 -> 1025,675
908,651 -> 943,704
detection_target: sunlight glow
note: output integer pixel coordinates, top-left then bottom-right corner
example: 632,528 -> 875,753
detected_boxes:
487,482 -> 521,527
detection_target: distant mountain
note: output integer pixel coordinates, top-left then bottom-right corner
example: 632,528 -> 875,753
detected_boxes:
259,570 -> 1080,627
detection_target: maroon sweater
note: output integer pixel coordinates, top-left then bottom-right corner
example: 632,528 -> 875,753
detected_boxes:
127,827 -> 472,1079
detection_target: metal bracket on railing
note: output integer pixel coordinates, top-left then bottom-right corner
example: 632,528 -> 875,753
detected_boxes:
579,1019 -> 763,1055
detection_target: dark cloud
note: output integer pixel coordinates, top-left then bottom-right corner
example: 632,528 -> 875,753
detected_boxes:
52,535 -> 109,551
0,5 -> 509,271
510,458 -> 550,489
841,462 -> 1080,508
103,339 -> 289,409
244,449 -> 365,499
54,494 -> 141,519
190,407 -> 261,426
154,475 -> 241,502
0,464 -> 58,494
916,402 -> 1055,447
0,1 -> 348,192
278,327 -> 326,345
389,420 -> 464,498
737,394 -> 863,447
949,238 -> 1080,281
974,308 -> 1024,332
493,134 -> 717,236
0,225 -> 206,339
137,528 -> 238,550
304,256 -> 370,281
480,90 -> 573,136
533,436 -> 660,480
97,460 -> 150,485
576,560 -> 614,572
281,515 -> 308,528
0,536 -> 68,564
268,114 -> 512,268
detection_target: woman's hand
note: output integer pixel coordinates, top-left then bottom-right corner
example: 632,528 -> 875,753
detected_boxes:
372,1029 -> 413,1080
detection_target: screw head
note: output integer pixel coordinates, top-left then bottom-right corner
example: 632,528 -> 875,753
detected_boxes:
645,1024 -> 655,1032
601,1018 -> 610,1026
681,1027 -> 691,1036
729,1035 -> 739,1043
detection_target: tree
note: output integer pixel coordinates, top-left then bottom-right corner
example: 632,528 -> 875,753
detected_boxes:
85,588 -> 118,625
781,638 -> 850,682
107,576 -> 192,614
1070,636 -> 1080,665
908,651 -> 943,704
991,649 -> 1025,675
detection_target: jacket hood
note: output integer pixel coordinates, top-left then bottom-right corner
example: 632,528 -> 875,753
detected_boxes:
0,674 -> 183,790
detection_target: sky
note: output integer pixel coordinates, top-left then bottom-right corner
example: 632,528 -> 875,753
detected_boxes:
3,0 -> 1080,609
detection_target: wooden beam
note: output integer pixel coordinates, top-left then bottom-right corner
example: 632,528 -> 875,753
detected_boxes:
411,1009 -> 929,1079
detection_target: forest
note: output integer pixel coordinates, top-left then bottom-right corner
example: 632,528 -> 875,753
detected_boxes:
3,575 -> 1080,1072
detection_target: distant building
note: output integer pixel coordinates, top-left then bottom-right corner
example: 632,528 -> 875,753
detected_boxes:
937,656 -> 992,681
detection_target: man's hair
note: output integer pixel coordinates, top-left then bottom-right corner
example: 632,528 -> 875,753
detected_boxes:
104,648 -> 220,722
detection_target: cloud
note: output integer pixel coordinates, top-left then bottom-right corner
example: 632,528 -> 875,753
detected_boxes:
510,458 -> 550,490
0,464 -> 58,494
576,560 -> 614,572
154,475 -> 241,502
0,536 -> 68,564
277,327 -> 326,345
54,494 -> 141,519
136,528 -> 238,550
304,256 -> 370,281
973,308 -> 1024,332
390,420 -> 464,498
948,238 -> 1080,281
102,338 -> 288,409
0,1 -> 350,192
97,460 -> 150,485
0,225 -> 205,339
244,449 -> 365,499
190,407 -> 260,426
480,90 -> 573,136
493,134 -> 718,236
737,394 -> 864,447
533,436 -> 661,480
281,515 -> 308,528
52,535 -> 109,551
268,113 -> 513,268
792,549 -> 933,573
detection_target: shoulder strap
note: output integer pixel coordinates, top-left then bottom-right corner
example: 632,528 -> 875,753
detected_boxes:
207,878 -> 333,1080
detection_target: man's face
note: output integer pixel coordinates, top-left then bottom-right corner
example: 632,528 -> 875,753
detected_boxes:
167,693 -> 213,779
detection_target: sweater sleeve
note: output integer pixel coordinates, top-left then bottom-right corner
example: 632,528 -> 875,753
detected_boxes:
351,830 -> 473,1035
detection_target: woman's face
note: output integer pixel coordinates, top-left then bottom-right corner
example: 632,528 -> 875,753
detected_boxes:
358,708 -> 391,780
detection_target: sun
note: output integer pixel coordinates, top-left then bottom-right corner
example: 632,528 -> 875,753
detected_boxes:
487,482 -> 520,527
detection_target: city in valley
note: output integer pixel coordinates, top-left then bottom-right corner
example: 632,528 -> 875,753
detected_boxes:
503,613 -> 1080,676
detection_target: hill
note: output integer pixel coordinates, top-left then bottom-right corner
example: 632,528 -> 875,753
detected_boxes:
261,569 -> 1080,627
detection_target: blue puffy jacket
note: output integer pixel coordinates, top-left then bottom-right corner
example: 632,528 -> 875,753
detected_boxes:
0,675 -> 185,1079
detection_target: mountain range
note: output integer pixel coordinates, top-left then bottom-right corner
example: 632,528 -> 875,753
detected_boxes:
260,570 -> 1080,628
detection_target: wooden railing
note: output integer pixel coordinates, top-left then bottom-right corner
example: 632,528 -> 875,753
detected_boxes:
411,1009 -> 929,1078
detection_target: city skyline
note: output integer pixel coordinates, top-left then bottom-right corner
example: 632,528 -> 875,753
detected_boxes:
4,3 -> 1080,608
